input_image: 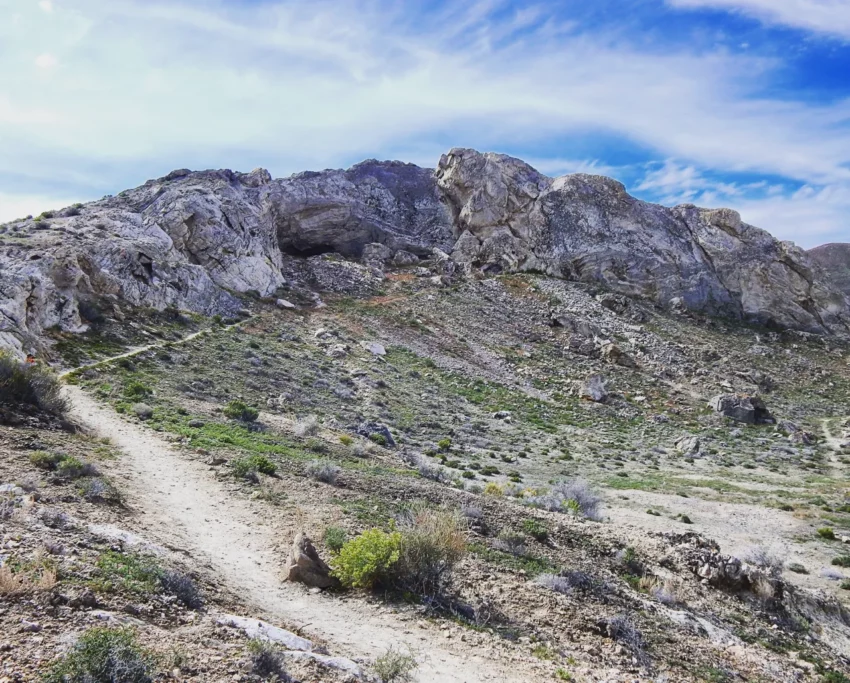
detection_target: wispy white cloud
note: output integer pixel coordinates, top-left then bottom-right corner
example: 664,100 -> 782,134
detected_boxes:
632,159 -> 850,246
666,0 -> 850,39
34,53 -> 57,69
0,0 -> 848,246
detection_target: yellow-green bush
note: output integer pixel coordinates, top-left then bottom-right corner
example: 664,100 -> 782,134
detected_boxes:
332,529 -> 402,589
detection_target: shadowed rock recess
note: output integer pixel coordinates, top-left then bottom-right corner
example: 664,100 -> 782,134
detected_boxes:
2,148 -> 849,352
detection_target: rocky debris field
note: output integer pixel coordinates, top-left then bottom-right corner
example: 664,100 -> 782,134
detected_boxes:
0,263 -> 838,681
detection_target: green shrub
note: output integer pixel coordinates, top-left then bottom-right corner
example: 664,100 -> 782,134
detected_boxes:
339,434 -> 354,446
124,381 -> 152,400
43,628 -> 153,683
823,672 -> 850,683
373,646 -> 418,683
369,433 -> 388,447
56,456 -> 96,480
332,529 -> 402,589
437,438 -> 452,452
832,556 -> 850,568
231,455 -> 276,479
522,518 -> 549,542
818,527 -> 836,540
92,552 -> 162,595
323,526 -> 348,553
29,450 -> 64,470
0,352 -> 66,414
223,400 -> 259,422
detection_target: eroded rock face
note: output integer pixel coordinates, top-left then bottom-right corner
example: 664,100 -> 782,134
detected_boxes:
809,243 -> 850,298
435,148 -> 849,334
1,148 -> 847,355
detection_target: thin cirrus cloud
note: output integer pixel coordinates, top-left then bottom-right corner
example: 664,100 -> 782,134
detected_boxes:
666,0 -> 850,39
0,0 -> 848,246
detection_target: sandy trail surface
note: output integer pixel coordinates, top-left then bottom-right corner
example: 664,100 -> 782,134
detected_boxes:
64,385 -> 524,682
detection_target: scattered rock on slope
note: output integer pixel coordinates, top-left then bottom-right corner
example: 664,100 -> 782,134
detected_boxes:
710,394 -> 774,424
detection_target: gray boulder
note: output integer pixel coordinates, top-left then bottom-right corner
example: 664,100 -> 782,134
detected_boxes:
580,375 -> 608,403
710,394 -> 774,424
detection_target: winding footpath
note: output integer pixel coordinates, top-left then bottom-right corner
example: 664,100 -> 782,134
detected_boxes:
60,331 -> 525,683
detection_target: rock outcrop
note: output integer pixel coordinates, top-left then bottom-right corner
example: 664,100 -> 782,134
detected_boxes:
1,149 -> 848,354
809,243 -> 850,298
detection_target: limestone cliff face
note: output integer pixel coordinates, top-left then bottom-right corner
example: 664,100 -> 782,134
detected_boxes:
809,243 -> 850,299
436,148 -> 848,334
0,148 -> 847,353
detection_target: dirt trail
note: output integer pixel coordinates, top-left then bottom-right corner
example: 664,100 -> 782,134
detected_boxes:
822,417 -> 847,451
63,385 -> 522,683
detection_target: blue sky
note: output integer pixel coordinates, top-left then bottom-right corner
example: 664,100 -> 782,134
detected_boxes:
1,0 -> 849,247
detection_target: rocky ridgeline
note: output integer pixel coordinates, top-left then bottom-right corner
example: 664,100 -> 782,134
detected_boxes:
2,148 -> 849,353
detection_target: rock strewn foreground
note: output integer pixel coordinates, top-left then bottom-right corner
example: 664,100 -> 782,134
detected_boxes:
1,148 -> 848,353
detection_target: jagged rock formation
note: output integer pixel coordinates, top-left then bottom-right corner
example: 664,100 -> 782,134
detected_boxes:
809,243 -> 850,297
1,149 -> 848,353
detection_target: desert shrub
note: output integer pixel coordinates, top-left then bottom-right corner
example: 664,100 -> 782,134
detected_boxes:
56,457 -> 97,481
526,479 -> 602,520
483,482 -> 504,497
537,571 -> 596,595
160,570 -> 203,609
0,351 -> 66,414
43,628 -> 154,683
787,562 -> 808,574
614,547 -> 643,576
78,478 -> 122,504
332,529 -> 403,589
417,461 -> 449,483
395,505 -> 467,596
493,530 -> 527,556
602,614 -> 648,665
522,518 -> 549,542
124,380 -> 152,400
437,438 -> 452,452
744,546 -> 785,577
305,437 -> 328,453
373,647 -> 418,683
132,403 -> 153,420
231,455 -> 276,479
649,578 -> 683,606
832,555 -> 850,568
294,415 -> 319,437
247,639 -> 292,681
29,450 -> 64,470
223,400 -> 259,422
818,527 -> 836,540
370,433 -> 388,446
38,507 -> 74,529
351,441 -> 371,458
94,552 -> 162,595
305,460 -> 340,484
323,526 -> 348,553
339,434 -> 354,446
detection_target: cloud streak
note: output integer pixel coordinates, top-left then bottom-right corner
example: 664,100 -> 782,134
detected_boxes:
666,0 -> 850,39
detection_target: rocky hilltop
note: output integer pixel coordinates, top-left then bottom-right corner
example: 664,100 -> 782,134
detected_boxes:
1,148 -> 848,354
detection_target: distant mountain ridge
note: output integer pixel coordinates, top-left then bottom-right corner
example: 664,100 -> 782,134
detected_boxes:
1,148 -> 848,354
